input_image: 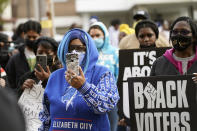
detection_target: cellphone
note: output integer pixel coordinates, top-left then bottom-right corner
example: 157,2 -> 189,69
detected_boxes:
66,52 -> 79,75
36,55 -> 47,71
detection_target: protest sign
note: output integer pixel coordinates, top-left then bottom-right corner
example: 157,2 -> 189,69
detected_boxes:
118,47 -> 169,120
126,75 -> 197,131
18,81 -> 44,131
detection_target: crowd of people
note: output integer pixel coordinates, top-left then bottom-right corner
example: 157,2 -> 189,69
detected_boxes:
0,9 -> 197,131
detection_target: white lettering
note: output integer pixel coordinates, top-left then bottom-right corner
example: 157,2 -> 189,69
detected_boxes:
166,81 -> 177,108
149,51 -> 156,65
156,82 -> 166,108
134,82 -> 144,109
181,112 -> 190,131
123,67 -> 132,81
135,113 -> 144,131
163,112 -> 170,131
170,112 -> 180,131
177,80 -> 188,108
154,112 -> 162,131
145,113 -> 154,131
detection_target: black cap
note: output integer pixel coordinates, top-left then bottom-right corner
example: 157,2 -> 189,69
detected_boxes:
133,10 -> 150,20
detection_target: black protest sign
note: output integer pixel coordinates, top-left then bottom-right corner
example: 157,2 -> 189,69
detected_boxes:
127,75 -> 197,131
119,47 -> 170,78
118,47 -> 169,120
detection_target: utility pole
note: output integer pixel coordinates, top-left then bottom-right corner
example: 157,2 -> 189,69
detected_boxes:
34,0 -> 39,21
26,0 -> 30,18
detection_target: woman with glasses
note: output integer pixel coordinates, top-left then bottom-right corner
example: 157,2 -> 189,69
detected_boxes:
150,16 -> 197,78
39,29 -> 120,131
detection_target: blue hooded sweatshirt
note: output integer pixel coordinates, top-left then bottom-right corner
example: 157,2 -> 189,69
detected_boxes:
39,29 -> 120,131
90,22 -> 119,80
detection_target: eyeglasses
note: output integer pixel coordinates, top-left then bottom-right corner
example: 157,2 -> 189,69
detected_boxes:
68,45 -> 86,52
171,29 -> 191,36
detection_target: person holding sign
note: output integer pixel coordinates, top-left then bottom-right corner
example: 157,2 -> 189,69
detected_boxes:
150,16 -> 197,77
39,29 -> 119,131
118,20 -> 169,130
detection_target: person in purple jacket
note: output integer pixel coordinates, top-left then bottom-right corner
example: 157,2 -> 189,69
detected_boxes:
39,28 -> 120,131
150,16 -> 197,80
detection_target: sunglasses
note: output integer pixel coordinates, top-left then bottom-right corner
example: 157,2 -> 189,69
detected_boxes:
171,29 -> 191,36
68,45 -> 86,52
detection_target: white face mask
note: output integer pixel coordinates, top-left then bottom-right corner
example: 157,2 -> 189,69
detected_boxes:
78,52 -> 85,65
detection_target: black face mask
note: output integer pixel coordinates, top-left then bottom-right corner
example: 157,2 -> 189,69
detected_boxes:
140,44 -> 156,49
47,55 -> 61,71
47,55 -> 54,67
0,50 -> 9,65
25,39 -> 37,50
171,35 -> 192,51
0,45 -> 9,65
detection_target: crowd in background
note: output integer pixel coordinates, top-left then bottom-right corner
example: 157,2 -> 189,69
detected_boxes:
0,9 -> 197,131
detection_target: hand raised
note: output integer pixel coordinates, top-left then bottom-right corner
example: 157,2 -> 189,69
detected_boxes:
34,64 -> 51,81
65,66 -> 85,89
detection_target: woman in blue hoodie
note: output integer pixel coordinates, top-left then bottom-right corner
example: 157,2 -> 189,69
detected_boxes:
88,22 -> 119,131
39,29 -> 119,131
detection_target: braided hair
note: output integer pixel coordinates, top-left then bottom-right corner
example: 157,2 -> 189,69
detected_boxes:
135,20 -> 159,39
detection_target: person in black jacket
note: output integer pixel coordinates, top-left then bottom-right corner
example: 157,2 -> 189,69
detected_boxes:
5,20 -> 41,92
17,36 -> 61,97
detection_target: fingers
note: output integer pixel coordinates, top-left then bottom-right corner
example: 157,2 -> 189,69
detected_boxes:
35,65 -> 51,81
79,66 -> 84,78
34,69 -> 42,78
46,66 -> 51,73
67,69 -> 76,76
22,79 -> 35,90
36,64 -> 45,73
193,73 -> 197,76
192,73 -> 197,83
0,78 -> 6,87
65,71 -> 75,84
118,118 -> 127,126
65,67 -> 85,88
65,72 -> 70,81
